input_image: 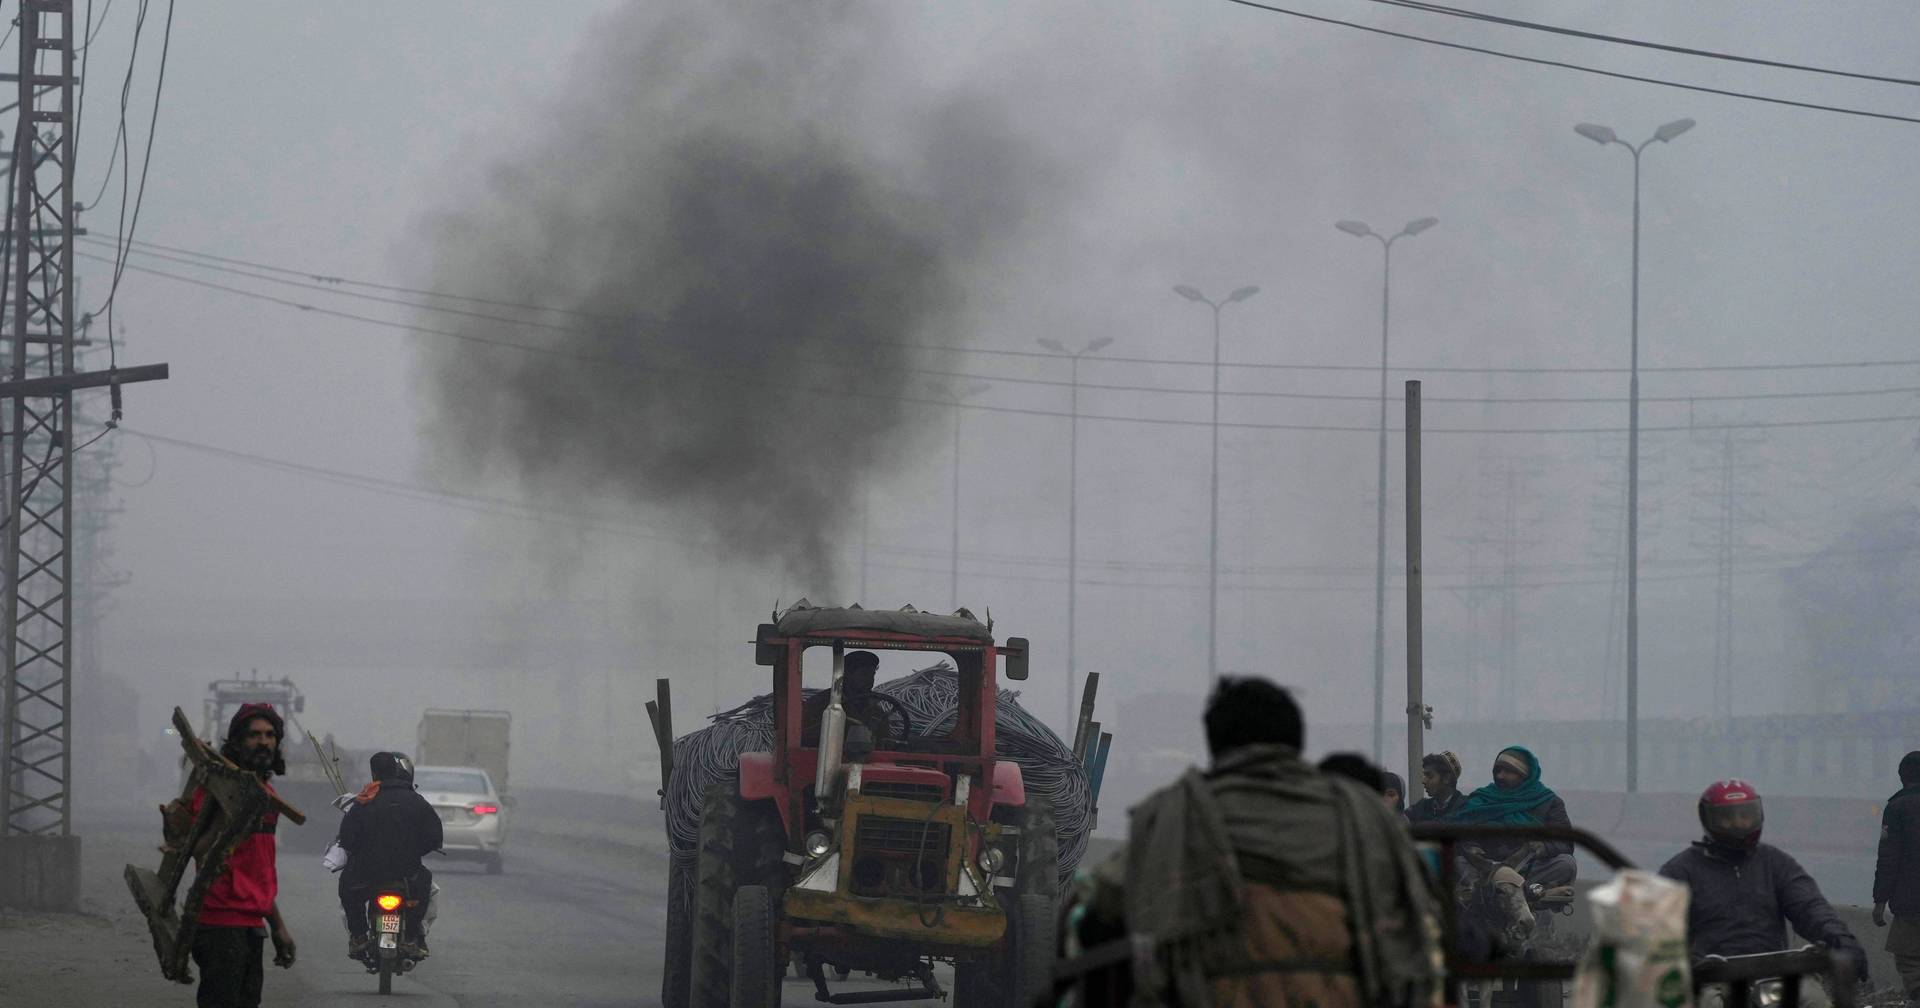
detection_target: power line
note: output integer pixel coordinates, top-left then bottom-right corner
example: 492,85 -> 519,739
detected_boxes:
97,0 -> 173,363
91,236 -> 1920,380
89,235 -> 1920,408
83,252 -> 1920,436
134,428 -> 1881,593
1358,0 -> 1920,87
1221,0 -> 1920,126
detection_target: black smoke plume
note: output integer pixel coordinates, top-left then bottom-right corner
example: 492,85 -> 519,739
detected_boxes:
416,2 -> 1063,587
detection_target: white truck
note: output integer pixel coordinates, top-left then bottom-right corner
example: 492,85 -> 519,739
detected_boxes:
416,709 -> 512,796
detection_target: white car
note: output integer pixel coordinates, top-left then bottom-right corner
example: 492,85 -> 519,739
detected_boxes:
413,765 -> 510,874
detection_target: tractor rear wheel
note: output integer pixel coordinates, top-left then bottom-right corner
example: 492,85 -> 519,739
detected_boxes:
662,853 -> 695,1008
689,784 -> 786,1008
730,885 -> 781,1008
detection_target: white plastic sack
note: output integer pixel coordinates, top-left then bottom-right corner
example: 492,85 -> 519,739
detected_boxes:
1573,869 -> 1694,1008
322,839 -> 349,873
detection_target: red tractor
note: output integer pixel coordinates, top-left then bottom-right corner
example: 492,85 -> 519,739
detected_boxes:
678,605 -> 1057,1008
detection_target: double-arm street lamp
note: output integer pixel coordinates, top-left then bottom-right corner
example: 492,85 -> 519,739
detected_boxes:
1573,117 -> 1694,793
1173,284 -> 1261,682
1335,216 -> 1438,763
1037,336 -> 1114,720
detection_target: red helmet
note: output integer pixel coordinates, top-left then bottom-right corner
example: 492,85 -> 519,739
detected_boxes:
1698,779 -> 1764,849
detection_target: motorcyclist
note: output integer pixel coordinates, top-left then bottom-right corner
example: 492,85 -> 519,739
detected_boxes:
1658,779 -> 1870,1004
1444,746 -> 1576,891
338,752 -> 443,960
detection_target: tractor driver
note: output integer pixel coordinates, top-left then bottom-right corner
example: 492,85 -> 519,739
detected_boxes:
801,650 -> 894,745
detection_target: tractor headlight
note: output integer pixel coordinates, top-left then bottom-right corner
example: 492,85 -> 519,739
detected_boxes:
805,831 -> 833,858
977,846 -> 1007,875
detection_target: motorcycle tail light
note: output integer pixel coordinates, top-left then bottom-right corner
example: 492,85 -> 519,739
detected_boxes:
376,893 -> 403,911
471,803 -> 499,815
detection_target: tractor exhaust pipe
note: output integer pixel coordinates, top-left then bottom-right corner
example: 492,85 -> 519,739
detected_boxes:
814,643 -> 847,802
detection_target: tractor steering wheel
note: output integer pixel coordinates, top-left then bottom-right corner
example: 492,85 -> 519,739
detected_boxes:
849,694 -> 912,744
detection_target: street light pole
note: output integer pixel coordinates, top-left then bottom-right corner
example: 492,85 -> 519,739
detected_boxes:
1038,336 -> 1113,722
1173,285 -> 1260,683
1575,117 -> 1694,794
1335,216 -> 1438,763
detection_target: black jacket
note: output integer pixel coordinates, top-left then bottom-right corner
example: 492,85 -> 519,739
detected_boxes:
1658,841 -> 1868,980
1406,790 -> 1466,824
1875,784 -> 1920,916
339,779 -> 443,883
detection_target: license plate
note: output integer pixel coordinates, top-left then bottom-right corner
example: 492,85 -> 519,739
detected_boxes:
379,914 -> 401,934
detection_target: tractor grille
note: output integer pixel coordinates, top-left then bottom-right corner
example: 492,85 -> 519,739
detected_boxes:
855,815 -> 951,859
862,781 -> 943,803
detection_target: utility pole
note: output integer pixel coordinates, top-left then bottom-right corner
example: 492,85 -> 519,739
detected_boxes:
1036,337 -> 1111,723
1403,381 -> 1426,791
1172,284 -> 1259,683
0,2 -> 166,910
1335,217 -> 1437,762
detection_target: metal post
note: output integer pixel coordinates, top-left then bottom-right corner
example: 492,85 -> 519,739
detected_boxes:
1208,301 -> 1221,683
1404,380 -> 1424,789
1576,118 -> 1693,792
1626,147 -> 1642,794
857,487 -> 869,604
1372,241 -> 1391,764
1066,352 -> 1078,720
949,398 -> 962,611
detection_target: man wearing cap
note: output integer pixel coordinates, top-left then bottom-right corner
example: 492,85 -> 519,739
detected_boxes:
1873,751 -> 1920,1003
801,650 -> 895,745
1660,779 -> 1870,1005
174,703 -> 296,1008
1407,751 -> 1466,824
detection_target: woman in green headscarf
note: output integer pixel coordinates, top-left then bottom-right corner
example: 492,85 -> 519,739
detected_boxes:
1444,746 -> 1577,887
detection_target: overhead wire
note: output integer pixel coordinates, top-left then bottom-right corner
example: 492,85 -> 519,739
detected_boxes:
98,0 -> 172,369
1355,0 -> 1920,87
91,234 -> 1920,377
1220,0 -> 1920,126
78,231 -> 1920,411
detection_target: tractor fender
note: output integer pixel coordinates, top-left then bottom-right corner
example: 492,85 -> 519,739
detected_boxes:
735,751 -> 794,835
990,760 -> 1026,807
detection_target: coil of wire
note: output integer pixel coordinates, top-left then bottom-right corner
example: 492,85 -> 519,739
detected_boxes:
661,663 -> 1092,889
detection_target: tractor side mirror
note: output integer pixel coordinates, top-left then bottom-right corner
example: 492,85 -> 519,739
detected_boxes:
1003,638 -> 1029,681
754,624 -> 780,667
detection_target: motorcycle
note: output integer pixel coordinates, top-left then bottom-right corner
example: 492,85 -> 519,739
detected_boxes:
359,881 -> 426,995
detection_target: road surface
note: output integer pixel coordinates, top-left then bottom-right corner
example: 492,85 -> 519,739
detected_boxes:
1,815 -> 668,1007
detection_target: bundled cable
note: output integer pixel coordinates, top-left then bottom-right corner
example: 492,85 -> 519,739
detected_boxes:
662,663 -> 1092,889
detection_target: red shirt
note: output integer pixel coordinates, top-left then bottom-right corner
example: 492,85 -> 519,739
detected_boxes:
189,780 -> 280,927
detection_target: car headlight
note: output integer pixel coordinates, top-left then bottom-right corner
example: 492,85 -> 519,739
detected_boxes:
977,845 -> 1006,874
805,831 -> 833,857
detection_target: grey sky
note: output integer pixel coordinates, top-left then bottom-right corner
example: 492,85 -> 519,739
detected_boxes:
83,1 -> 1920,792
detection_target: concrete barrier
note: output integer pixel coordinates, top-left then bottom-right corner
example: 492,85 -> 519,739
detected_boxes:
0,834 -> 80,910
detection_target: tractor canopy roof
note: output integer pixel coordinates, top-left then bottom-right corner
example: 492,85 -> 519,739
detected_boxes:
773,601 -> 994,643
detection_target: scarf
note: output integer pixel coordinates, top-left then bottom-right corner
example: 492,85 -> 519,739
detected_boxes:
353,780 -> 381,805
1446,745 -> 1557,825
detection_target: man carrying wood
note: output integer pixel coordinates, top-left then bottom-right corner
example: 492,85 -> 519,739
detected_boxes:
163,702 -> 298,1007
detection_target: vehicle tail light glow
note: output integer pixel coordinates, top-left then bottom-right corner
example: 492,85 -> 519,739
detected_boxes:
471,803 -> 499,815
376,893 -> 403,911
